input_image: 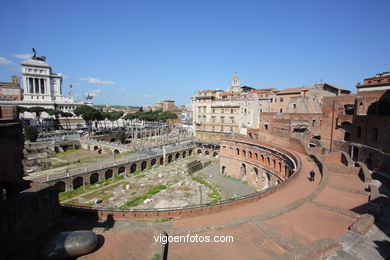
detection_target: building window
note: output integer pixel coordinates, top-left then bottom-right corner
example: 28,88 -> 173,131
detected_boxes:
280,98 -> 283,102
212,116 -> 216,123
231,109 -> 234,113
212,109 -> 215,113
312,120 -> 316,127
357,126 -> 362,138
372,128 -> 378,142
220,116 -> 225,123
221,109 -> 224,113
221,126 -> 224,132
270,98 -> 273,103
280,109 -> 283,113
293,104 -> 296,109
265,125 -> 269,131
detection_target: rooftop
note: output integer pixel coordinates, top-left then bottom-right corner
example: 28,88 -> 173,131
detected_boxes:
21,59 -> 51,68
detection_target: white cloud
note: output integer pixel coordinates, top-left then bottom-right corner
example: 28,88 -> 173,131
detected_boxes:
71,83 -> 81,87
0,57 -> 13,65
79,77 -> 115,85
143,94 -> 152,98
84,89 -> 101,97
13,54 -> 31,59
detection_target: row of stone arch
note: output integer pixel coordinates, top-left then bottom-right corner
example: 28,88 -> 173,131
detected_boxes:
221,163 -> 276,190
220,140 -> 296,190
52,148 -> 205,192
222,145 -> 293,179
196,149 -> 219,158
92,145 -> 120,155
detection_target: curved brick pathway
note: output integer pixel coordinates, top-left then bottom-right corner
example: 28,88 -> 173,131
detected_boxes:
78,147 -> 384,260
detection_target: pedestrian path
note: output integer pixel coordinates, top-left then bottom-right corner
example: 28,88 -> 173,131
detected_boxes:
78,146 -> 384,260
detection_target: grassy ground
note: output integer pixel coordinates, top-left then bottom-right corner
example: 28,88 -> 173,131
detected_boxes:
191,176 -> 222,203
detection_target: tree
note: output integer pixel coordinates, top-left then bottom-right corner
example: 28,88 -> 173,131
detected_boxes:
115,129 -> 127,144
101,112 -> 111,130
73,106 -> 101,133
29,106 -> 47,126
61,112 -> 73,130
24,126 -> 39,142
16,106 -> 29,119
107,111 -> 124,128
46,109 -> 62,129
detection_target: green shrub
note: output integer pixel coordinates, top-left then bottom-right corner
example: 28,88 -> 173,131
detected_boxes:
115,130 -> 127,144
120,185 -> 167,209
24,125 -> 39,142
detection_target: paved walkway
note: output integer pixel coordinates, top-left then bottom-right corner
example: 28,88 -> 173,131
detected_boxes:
73,147 -> 388,260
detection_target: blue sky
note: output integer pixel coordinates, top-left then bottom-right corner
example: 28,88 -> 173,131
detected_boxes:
1,0 -> 389,106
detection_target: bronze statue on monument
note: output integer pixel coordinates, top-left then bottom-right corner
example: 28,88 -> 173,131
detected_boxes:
32,48 -> 46,61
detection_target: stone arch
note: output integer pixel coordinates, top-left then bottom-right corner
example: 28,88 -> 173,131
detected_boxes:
255,153 -> 258,161
267,156 -> 270,166
249,151 -> 252,159
54,181 -> 66,192
260,170 -> 270,189
54,146 -> 60,153
251,167 -> 259,184
273,159 -> 276,169
130,163 -> 137,173
151,158 -> 156,166
182,151 -> 186,158
278,162 -> 282,173
141,161 -> 147,171
205,150 -> 210,156
98,149 -> 102,154
94,146 -> 99,151
90,172 -> 99,184
118,166 -> 126,174
242,150 -> 246,158
197,149 -> 202,155
236,148 -> 240,155
175,153 -> 180,160
213,152 -> 218,158
240,163 -> 246,180
188,150 -> 193,156
110,138 -> 116,142
221,166 -> 226,176
73,177 -> 83,190
159,157 -> 164,165
114,149 -> 120,155
105,169 -> 113,179
261,154 -> 265,164
168,154 -> 173,163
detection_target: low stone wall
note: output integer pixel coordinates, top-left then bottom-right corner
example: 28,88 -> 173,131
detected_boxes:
61,142 -> 302,221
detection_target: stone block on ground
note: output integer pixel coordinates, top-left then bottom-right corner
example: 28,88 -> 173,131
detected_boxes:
41,230 -> 98,259
349,214 -> 375,235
